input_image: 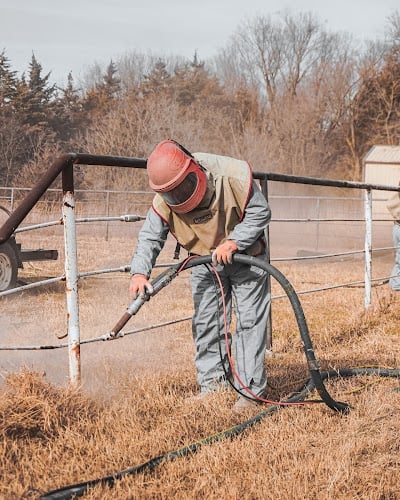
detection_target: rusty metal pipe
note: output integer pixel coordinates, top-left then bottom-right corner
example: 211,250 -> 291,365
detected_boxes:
0,154 -> 76,243
73,153 -> 147,168
0,153 -> 148,244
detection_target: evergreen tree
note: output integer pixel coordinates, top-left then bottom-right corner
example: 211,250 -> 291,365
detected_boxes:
83,60 -> 121,118
141,59 -> 172,96
13,53 -> 57,129
52,72 -> 84,143
0,51 -> 27,184
0,50 -> 19,110
173,53 -> 222,106
101,60 -> 121,99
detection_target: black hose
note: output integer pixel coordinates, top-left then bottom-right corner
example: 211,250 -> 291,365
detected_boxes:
182,254 -> 351,412
40,254 -> 400,499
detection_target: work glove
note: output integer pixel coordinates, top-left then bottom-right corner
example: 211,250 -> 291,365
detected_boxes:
129,274 -> 154,301
211,240 -> 238,265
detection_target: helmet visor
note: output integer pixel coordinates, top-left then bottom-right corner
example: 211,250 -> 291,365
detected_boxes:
161,172 -> 198,206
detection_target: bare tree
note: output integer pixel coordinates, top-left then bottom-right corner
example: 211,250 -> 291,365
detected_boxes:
386,10 -> 400,47
215,11 -> 371,178
217,13 -> 283,107
216,11 -> 335,107
280,11 -> 322,96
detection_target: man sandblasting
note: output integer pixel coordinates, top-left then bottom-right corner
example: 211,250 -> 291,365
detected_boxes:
129,139 -> 271,412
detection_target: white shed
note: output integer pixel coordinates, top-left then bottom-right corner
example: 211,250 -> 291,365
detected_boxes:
363,145 -> 400,219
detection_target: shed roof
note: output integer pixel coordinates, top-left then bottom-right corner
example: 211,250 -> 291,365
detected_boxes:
364,145 -> 400,164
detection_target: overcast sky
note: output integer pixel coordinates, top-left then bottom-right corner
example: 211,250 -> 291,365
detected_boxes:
1,0 -> 398,86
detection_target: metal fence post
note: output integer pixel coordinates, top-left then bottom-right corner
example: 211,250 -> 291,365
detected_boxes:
315,197 -> 321,252
260,179 -> 273,351
105,190 -> 110,241
364,188 -> 372,309
62,164 -> 81,388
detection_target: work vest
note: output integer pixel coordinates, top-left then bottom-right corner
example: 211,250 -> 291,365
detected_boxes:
152,152 -> 253,255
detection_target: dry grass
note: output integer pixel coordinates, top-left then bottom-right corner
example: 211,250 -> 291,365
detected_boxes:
1,234 -> 400,499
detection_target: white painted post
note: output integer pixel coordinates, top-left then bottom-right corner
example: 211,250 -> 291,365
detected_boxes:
10,188 -> 14,211
364,189 -> 372,309
62,189 -> 81,387
315,197 -> 321,252
105,190 -> 110,241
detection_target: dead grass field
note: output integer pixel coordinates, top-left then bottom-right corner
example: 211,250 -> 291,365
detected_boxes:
1,230 -> 400,499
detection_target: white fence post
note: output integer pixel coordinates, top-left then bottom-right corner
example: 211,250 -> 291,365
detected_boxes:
364,188 -> 372,309
62,189 -> 81,388
315,197 -> 321,252
105,190 -> 110,241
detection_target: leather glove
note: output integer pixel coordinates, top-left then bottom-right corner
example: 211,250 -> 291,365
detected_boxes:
129,274 -> 154,301
211,240 -> 238,265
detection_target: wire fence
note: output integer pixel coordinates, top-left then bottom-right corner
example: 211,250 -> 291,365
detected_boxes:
1,159 -> 399,386
0,190 -> 396,338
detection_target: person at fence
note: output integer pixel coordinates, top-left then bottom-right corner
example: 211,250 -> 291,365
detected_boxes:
128,139 -> 271,412
387,187 -> 400,290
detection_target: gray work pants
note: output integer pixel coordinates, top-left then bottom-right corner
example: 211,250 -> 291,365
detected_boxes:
190,260 -> 270,397
390,224 -> 400,290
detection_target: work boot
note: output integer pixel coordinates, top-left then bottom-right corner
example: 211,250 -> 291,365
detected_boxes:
185,383 -> 230,404
232,396 -> 260,413
184,391 -> 213,403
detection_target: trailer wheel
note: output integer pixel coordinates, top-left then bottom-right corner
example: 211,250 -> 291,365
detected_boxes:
0,241 -> 18,291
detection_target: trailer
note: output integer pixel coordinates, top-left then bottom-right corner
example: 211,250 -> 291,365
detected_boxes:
0,205 -> 58,292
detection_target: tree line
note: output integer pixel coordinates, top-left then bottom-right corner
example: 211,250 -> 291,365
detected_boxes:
1,10 -> 399,191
